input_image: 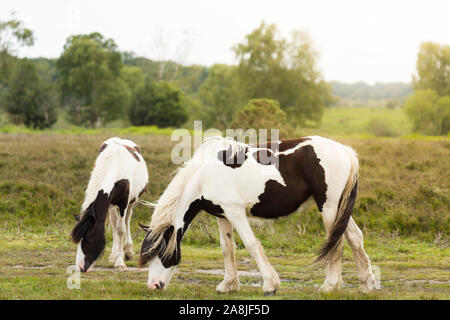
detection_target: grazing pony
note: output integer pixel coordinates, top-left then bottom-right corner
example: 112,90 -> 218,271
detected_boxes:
71,137 -> 148,272
139,136 -> 375,295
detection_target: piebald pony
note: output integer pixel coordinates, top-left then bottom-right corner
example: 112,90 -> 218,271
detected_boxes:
71,137 -> 148,272
139,136 -> 375,295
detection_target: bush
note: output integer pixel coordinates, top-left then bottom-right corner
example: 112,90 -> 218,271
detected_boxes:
128,80 -> 188,128
230,98 -> 292,139
366,118 -> 399,137
404,89 -> 450,135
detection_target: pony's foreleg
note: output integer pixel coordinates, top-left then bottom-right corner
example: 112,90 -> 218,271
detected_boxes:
319,204 -> 344,293
124,202 -> 135,261
108,206 -> 127,270
225,206 -> 280,296
108,207 -> 120,264
216,217 -> 240,294
345,217 -> 375,293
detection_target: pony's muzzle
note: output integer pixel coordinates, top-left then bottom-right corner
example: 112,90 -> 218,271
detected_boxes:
148,279 -> 165,290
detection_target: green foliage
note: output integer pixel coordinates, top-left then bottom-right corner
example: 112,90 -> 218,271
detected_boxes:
0,14 -> 35,88
230,99 -> 291,139
56,32 -> 128,127
128,79 -> 188,127
198,64 -> 242,129
3,59 -> 57,129
233,22 -> 332,126
413,42 -> 450,97
404,89 -> 450,135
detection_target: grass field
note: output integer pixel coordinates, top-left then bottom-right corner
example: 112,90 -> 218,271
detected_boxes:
302,106 -> 413,137
0,131 -> 448,300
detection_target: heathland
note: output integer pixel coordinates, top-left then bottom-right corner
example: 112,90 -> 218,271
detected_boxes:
0,115 -> 448,299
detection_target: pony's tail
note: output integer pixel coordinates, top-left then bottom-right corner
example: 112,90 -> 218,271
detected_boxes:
138,200 -> 158,208
315,153 -> 359,263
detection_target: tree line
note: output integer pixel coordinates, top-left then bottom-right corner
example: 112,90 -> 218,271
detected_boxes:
0,15 -> 448,135
0,18 -> 332,131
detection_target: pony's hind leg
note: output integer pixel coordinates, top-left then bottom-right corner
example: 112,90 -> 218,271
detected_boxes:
345,217 -> 375,292
319,204 -> 344,293
124,202 -> 135,261
224,206 -> 280,296
216,217 -> 240,294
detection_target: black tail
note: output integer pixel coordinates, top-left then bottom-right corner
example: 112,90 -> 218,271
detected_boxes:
315,180 -> 358,263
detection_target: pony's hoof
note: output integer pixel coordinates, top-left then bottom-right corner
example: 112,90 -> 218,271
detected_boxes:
124,252 -> 134,261
263,289 -> 277,296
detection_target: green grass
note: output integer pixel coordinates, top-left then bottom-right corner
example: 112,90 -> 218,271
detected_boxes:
302,106 -> 413,137
0,132 -> 448,299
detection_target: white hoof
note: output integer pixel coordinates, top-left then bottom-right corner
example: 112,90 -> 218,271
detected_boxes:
262,274 -> 280,294
319,281 -> 342,293
124,244 -> 134,261
216,278 -> 240,294
359,275 -> 376,293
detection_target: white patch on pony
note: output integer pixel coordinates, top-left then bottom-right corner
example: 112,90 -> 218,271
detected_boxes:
147,256 -> 177,290
81,137 -> 148,212
75,242 -> 85,271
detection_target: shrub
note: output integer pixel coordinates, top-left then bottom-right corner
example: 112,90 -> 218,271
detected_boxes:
230,98 -> 292,139
404,89 -> 450,135
366,118 -> 399,137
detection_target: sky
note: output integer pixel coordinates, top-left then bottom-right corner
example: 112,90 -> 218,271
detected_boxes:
1,0 -> 449,84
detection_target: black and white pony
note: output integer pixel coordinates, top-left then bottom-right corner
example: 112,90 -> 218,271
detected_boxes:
139,136 -> 375,295
71,137 -> 148,272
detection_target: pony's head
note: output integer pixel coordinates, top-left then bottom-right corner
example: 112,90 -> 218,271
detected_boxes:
70,206 -> 106,272
138,223 -> 181,290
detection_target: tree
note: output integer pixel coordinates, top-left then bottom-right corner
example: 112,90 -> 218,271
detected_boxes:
404,89 -> 450,135
233,22 -> 332,126
128,80 -> 187,127
56,32 -> 128,127
197,64 -> 242,129
405,42 -> 450,135
413,42 -> 450,97
230,99 -> 291,139
0,14 -> 34,90
3,59 -> 57,129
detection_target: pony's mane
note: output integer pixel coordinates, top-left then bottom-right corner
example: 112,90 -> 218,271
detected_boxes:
146,136 -> 246,259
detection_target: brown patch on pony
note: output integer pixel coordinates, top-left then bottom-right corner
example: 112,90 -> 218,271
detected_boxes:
110,179 -> 130,217
98,143 -> 108,154
134,145 -> 141,154
123,145 -> 140,161
250,143 -> 327,219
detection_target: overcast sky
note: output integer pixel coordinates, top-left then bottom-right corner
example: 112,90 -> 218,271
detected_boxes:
1,0 -> 449,84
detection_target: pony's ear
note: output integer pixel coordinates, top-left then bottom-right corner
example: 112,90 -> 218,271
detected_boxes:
73,214 -> 81,222
70,214 -> 95,244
